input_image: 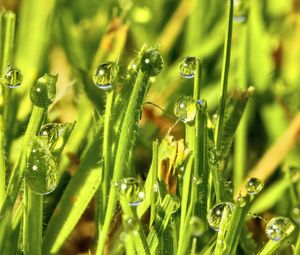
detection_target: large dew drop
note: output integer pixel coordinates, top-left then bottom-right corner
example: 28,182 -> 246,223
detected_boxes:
25,138 -> 60,195
140,48 -> 163,77
174,96 -> 197,123
115,177 -> 145,206
4,65 -> 23,88
30,73 -> 57,108
178,56 -> 197,79
93,61 -> 119,90
245,177 -> 263,195
265,216 -> 295,241
207,202 -> 234,231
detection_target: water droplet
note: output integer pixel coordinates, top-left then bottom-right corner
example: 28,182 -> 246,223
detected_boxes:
140,49 -> 163,76
30,73 -> 57,108
189,216 -> 205,236
25,138 -> 60,195
178,56 -> 197,79
115,177 -> 145,206
207,202 -> 234,231
174,96 -> 197,123
122,215 -> 138,232
92,61 -> 119,90
291,205 -> 300,224
233,0 -> 248,23
4,65 -> 23,88
236,194 -> 246,207
246,177 -> 263,195
127,57 -> 139,75
265,217 -> 295,241
171,195 -> 181,213
192,176 -> 202,185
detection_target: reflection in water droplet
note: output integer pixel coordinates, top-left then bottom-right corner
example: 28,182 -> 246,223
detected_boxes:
93,61 -> 119,90
174,96 -> 197,123
178,56 -> 197,79
140,49 -> 163,77
115,177 -> 145,206
246,177 -> 263,195
265,216 -> 295,241
25,138 -> 60,195
4,65 -> 23,88
207,202 -> 234,231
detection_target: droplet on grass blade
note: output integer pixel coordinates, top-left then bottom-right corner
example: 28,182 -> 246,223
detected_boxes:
30,73 -> 57,108
140,48 -> 163,76
189,216 -> 205,236
233,0 -> 248,23
178,56 -> 197,79
174,96 -> 197,123
122,215 -> 138,232
291,205 -> 300,224
115,177 -> 145,206
246,177 -> 263,195
265,216 -> 295,241
93,61 -> 119,90
207,202 -> 234,231
4,65 -> 23,88
25,138 -> 60,195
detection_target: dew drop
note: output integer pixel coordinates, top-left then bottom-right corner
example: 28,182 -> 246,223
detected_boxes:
122,215 -> 138,232
115,177 -> 145,206
245,177 -> 263,195
140,49 -> 163,77
236,194 -> 246,208
265,217 -> 295,241
170,195 -> 181,213
207,202 -> 234,231
174,96 -> 197,123
233,0 -> 248,23
192,176 -> 202,185
189,216 -> 205,236
178,56 -> 197,79
4,65 -> 23,88
25,138 -> 60,195
291,205 -> 300,224
92,61 -> 119,90
30,73 -> 57,108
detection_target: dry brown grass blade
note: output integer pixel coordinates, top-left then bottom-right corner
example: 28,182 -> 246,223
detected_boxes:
234,111 -> 300,197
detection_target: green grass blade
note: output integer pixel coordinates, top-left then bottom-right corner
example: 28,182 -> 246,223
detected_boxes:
43,121 -> 103,254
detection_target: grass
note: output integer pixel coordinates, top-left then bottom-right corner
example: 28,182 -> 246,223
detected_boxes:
1,0 -> 300,254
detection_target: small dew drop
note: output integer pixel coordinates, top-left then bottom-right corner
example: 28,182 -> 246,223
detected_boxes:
140,49 -> 163,77
265,217 -> 295,241
236,194 -> 246,208
207,202 -> 234,231
4,65 -> 23,88
233,0 -> 248,23
189,216 -> 205,236
174,96 -> 197,123
246,177 -> 263,195
178,56 -> 197,79
122,215 -> 138,232
291,205 -> 300,224
92,61 -> 119,90
115,177 -> 145,206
